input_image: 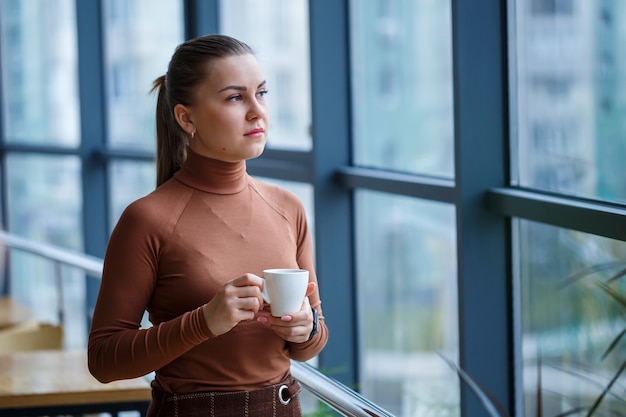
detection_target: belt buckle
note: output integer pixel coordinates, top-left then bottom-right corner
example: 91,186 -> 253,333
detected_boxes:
278,384 -> 291,405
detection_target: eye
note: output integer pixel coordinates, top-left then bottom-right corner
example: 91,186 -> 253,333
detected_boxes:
227,94 -> 243,102
257,89 -> 269,99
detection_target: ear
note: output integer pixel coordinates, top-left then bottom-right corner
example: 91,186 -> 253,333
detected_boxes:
173,103 -> 194,135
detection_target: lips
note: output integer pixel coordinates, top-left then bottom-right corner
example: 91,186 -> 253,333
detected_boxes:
245,127 -> 264,136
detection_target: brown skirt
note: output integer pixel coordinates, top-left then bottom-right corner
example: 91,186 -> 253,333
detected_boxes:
147,376 -> 302,417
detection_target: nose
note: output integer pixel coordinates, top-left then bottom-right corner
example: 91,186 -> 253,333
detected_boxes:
247,98 -> 266,120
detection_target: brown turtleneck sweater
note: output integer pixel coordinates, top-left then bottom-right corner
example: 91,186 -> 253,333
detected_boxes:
88,149 -> 328,393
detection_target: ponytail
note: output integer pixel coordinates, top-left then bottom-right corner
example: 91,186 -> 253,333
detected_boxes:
151,75 -> 187,187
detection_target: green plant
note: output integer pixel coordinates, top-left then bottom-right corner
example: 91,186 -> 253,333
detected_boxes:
561,262 -> 626,416
439,261 -> 626,417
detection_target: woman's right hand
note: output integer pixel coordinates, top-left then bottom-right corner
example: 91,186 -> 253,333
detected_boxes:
201,274 -> 264,336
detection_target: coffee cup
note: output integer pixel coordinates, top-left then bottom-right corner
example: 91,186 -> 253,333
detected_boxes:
262,269 -> 309,317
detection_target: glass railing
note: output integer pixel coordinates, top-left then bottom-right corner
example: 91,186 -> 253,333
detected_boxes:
0,230 -> 395,417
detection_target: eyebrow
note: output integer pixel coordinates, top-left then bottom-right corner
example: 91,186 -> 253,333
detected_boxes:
218,80 -> 267,93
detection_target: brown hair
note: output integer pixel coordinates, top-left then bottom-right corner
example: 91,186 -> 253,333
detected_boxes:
151,34 -> 255,187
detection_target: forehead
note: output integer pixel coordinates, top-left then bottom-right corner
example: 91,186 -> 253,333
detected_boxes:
203,54 -> 264,90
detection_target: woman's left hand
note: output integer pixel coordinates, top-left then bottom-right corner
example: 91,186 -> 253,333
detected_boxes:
256,282 -> 316,343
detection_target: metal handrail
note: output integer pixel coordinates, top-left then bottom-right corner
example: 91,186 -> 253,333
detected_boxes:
0,231 -> 103,276
291,361 -> 394,417
0,230 -> 394,417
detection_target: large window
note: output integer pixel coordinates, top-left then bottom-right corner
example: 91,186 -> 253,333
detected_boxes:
0,0 -> 84,347
0,0 -> 80,146
350,1 -> 457,415
356,191 -> 458,415
350,0 -> 454,178
1,1 -> 625,416
511,1 -> 626,415
0,0 -> 184,348
513,0 -> 626,204
103,0 -> 183,151
516,221 -> 626,416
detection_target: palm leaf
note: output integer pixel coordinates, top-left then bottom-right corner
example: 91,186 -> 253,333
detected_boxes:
560,262 -> 626,288
437,352 -> 509,417
607,265 -> 626,284
594,279 -> 626,309
600,327 -> 626,361
585,359 -> 626,417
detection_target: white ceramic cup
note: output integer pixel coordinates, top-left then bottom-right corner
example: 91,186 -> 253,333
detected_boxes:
262,269 -> 309,317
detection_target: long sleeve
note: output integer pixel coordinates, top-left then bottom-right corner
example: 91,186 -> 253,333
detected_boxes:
88,195 -> 214,383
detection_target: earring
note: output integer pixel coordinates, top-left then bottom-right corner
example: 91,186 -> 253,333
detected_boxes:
191,131 -> 195,140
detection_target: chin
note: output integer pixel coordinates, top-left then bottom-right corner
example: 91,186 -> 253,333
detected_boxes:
248,148 -> 266,161
249,142 -> 267,159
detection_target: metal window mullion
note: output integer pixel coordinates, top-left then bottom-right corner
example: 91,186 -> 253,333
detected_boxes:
75,0 -> 109,326
336,166 -> 456,202
184,0 -> 219,38
453,0 -> 513,416
309,0 -> 357,388
486,187 -> 626,241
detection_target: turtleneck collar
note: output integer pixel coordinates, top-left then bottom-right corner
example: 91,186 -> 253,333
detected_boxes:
173,147 -> 248,194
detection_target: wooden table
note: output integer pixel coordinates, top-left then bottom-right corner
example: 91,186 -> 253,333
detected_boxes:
0,297 -> 33,330
0,350 -> 152,416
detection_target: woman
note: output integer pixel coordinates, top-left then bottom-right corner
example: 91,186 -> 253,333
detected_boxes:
88,34 -> 328,417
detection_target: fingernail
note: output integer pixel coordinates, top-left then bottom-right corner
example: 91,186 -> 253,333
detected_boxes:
281,315 -> 293,322
257,316 -> 268,324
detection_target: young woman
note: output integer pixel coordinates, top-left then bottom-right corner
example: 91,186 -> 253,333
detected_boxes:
88,34 -> 328,417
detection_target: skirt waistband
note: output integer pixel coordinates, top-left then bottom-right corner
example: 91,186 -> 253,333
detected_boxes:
148,376 -> 302,417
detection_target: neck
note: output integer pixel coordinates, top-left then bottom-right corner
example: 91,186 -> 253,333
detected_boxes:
173,148 -> 248,194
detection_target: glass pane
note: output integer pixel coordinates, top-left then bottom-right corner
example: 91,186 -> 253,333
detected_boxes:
517,219 -> 626,416
356,190 -> 459,416
0,0 -> 80,145
6,154 -> 82,248
220,0 -> 312,150
109,160 -> 156,227
350,1 -> 454,178
103,0 -> 184,149
512,2 -> 626,203
5,154 -> 85,348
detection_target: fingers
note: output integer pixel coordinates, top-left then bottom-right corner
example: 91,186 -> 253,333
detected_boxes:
305,282 -> 317,297
231,273 -> 264,289
223,274 -> 264,313
300,293 -> 312,314
202,274 -> 265,337
256,296 -> 314,343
